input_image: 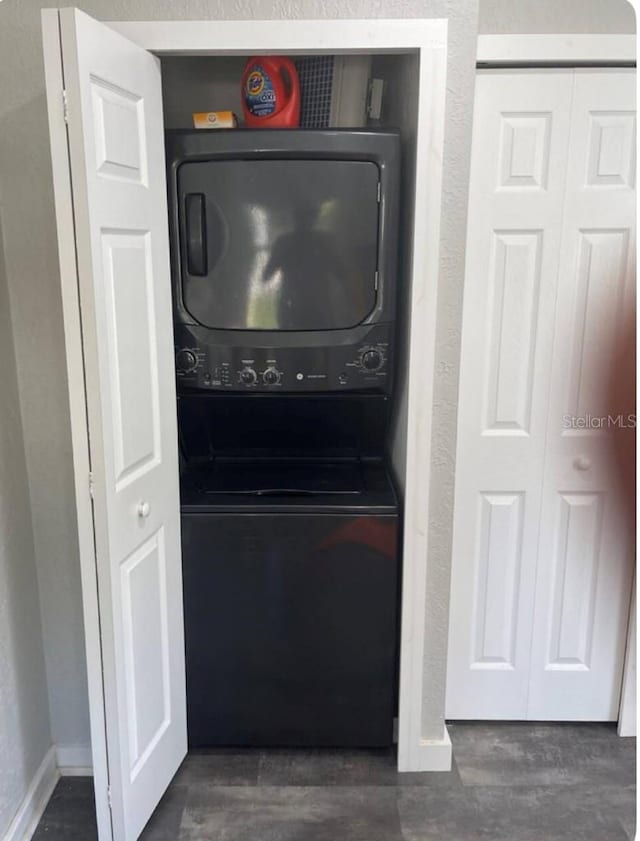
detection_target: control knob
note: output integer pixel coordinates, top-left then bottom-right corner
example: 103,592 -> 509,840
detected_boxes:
263,367 -> 281,385
240,367 -> 257,385
361,349 -> 384,372
176,348 -> 197,373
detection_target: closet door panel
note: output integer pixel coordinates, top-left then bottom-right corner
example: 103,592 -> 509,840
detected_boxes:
446,71 -> 573,719
58,9 -> 186,838
528,69 -> 635,720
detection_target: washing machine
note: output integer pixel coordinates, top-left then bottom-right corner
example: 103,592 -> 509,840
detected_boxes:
178,394 -> 400,747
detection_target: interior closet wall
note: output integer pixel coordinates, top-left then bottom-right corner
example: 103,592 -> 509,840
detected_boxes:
162,57 -> 245,128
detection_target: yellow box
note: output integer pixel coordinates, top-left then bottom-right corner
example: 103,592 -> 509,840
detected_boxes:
193,111 -> 238,129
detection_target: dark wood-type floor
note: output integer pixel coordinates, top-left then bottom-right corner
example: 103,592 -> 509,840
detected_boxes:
32,723 -> 636,840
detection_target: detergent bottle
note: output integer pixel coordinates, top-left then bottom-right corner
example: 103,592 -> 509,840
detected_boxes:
242,56 -> 301,128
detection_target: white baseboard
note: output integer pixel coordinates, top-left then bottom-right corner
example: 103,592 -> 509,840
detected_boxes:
618,586 -> 636,737
398,725 -> 452,772
2,747 -> 59,841
55,745 -> 93,777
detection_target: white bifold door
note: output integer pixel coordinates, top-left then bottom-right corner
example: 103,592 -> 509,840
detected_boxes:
43,9 -> 186,841
447,69 -> 635,720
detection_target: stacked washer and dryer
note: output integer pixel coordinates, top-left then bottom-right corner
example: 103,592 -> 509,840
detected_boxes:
167,128 -> 402,747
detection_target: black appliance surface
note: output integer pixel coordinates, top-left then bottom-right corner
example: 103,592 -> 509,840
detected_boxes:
178,392 -> 390,463
181,458 -> 396,513
181,459 -> 399,747
196,459 -> 362,496
166,129 -> 400,394
178,159 -> 380,332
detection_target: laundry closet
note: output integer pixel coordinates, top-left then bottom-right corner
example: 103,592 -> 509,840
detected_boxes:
164,57 -> 402,749
43,10 -> 447,841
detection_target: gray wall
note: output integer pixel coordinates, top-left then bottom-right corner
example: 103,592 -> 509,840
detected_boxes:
0,0 -> 479,755
0,2 -> 91,754
161,56 -> 246,128
0,216 -> 51,837
479,0 -> 636,33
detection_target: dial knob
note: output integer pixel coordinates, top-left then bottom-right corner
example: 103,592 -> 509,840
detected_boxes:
263,367 -> 281,386
240,367 -> 257,385
361,349 -> 383,371
176,348 -> 197,373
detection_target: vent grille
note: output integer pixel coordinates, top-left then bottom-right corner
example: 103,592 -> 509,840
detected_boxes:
295,56 -> 335,128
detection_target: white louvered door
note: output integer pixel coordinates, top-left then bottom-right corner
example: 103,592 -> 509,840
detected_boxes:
446,68 -> 635,721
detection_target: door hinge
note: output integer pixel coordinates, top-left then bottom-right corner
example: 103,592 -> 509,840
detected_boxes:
62,89 -> 69,124
374,270 -> 379,290
377,182 -> 381,203
107,785 -> 112,810
88,472 -> 95,499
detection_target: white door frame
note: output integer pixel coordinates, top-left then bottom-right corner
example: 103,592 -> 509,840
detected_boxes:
43,15 -> 450,811
477,34 -> 636,66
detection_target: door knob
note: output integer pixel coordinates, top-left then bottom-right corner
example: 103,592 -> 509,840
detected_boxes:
137,501 -> 151,518
574,455 -> 591,471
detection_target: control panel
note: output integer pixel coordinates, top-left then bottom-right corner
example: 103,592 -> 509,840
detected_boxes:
174,325 -> 393,394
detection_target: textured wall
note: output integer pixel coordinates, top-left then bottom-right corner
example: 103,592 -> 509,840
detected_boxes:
162,56 -> 246,128
0,0 -> 478,756
0,216 -> 51,837
479,0 -> 636,33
